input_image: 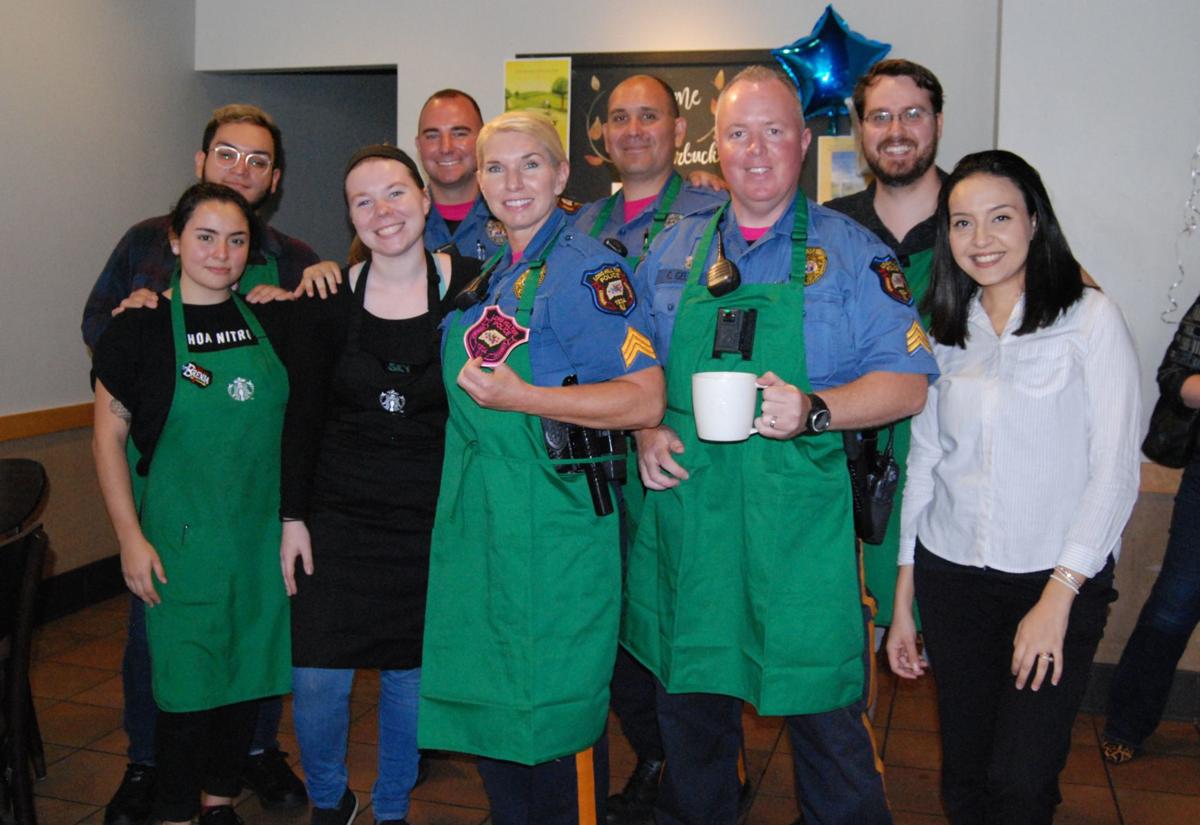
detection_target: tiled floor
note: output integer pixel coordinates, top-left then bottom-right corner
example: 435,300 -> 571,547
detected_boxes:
23,595 -> 1200,824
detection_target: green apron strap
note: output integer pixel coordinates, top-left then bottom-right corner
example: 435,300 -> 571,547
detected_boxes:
590,173 -> 684,269
512,226 -> 563,325
686,190 -> 809,288
233,253 -> 280,293
640,172 -> 683,259
587,195 -> 620,240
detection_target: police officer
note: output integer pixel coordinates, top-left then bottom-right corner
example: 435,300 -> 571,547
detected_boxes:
624,67 -> 938,825
574,75 -> 727,270
573,73 -> 730,825
418,111 -> 664,825
416,88 -> 506,260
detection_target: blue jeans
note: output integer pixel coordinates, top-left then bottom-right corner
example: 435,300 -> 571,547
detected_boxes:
292,667 -> 420,821
1106,456 -> 1200,748
124,596 -> 282,764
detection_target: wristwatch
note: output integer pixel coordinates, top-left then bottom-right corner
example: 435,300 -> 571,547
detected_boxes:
804,393 -> 831,435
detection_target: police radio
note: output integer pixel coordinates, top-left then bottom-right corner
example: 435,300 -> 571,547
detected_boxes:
706,232 -> 741,296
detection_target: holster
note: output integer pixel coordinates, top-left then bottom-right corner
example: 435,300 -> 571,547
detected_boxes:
843,426 -> 900,545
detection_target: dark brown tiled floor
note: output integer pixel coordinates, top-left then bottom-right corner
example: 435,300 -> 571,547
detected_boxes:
23,596 -> 1200,824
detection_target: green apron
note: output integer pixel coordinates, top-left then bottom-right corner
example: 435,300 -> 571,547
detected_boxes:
588,172 -> 684,269
419,232 -> 623,765
861,248 -> 932,627
234,253 -> 280,293
622,195 -> 865,715
136,276 -> 291,712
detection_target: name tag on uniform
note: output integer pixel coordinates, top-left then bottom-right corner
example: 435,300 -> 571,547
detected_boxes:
180,361 -> 212,388
463,306 -> 529,367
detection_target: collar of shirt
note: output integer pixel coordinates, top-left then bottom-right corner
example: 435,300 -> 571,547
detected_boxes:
967,290 -> 1027,340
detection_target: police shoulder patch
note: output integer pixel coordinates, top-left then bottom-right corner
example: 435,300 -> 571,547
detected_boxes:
582,265 -> 637,316
871,256 -> 913,305
805,247 -> 828,285
557,196 -> 584,214
906,320 -> 932,355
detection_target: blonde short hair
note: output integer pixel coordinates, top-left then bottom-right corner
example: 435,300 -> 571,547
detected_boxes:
476,111 -> 567,168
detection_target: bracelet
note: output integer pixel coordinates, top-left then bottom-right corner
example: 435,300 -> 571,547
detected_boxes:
1054,565 -> 1083,589
1049,570 -> 1081,595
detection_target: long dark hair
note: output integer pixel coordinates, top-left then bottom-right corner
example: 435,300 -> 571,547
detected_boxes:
923,150 -> 1083,347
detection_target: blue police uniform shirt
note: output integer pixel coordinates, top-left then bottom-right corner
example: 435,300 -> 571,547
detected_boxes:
638,197 -> 938,390
573,172 -> 729,260
424,194 -> 504,261
451,208 -> 660,386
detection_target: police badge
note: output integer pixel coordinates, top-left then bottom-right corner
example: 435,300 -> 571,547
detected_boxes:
805,248 -> 828,285
485,219 -> 507,246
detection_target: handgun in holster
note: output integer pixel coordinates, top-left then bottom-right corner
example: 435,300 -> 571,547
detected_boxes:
540,375 -> 628,516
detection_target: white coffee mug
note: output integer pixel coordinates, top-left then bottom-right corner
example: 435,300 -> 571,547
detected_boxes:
692,371 -> 760,442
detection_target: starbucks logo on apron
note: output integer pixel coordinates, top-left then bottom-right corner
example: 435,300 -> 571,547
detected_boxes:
379,389 -> 406,414
227,377 -> 255,402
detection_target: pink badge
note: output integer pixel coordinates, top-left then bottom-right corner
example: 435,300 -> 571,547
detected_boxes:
463,305 -> 530,367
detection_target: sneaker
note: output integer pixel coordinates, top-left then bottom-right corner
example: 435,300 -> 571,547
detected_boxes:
103,763 -> 156,825
242,748 -> 308,810
311,788 -> 358,825
198,806 -> 243,825
1101,738 -> 1137,764
606,757 -> 663,824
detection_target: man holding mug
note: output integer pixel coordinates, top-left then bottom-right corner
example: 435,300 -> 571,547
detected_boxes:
623,66 -> 938,825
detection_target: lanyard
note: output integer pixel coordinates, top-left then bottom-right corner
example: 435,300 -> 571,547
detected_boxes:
686,190 -> 810,287
589,173 -> 683,267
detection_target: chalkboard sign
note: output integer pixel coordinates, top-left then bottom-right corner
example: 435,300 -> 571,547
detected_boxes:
520,50 -> 853,204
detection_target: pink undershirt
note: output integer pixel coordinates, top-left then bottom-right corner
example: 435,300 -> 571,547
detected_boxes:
509,246 -> 525,263
740,225 -> 770,243
622,194 -> 657,224
435,200 -> 474,222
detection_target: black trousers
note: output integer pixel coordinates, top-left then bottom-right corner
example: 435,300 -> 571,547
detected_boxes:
477,734 -> 609,825
610,646 -> 664,762
155,699 -> 258,821
652,589 -> 890,825
914,542 -> 1114,825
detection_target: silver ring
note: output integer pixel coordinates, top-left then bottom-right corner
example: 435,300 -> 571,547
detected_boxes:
769,415 -> 778,429
1039,653 -> 1054,661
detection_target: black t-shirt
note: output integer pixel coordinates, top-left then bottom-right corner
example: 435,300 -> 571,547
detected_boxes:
93,297 -> 288,475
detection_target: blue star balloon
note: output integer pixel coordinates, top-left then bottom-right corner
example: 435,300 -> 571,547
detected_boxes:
771,4 -> 891,120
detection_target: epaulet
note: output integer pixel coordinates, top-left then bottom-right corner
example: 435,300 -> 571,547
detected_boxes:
557,196 -> 584,214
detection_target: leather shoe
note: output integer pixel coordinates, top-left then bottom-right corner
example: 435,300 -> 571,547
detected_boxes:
104,763 -> 156,825
606,757 -> 663,824
242,748 -> 308,810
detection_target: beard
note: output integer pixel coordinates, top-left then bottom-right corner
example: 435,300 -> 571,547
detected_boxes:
865,135 -> 938,188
